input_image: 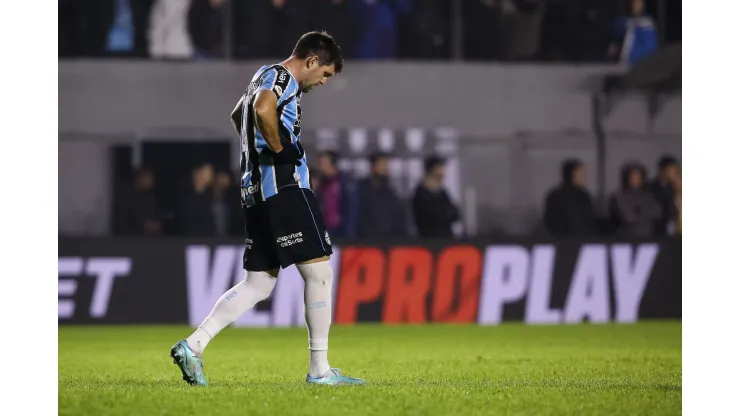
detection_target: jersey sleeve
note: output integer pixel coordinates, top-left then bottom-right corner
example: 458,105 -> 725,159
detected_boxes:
255,66 -> 293,105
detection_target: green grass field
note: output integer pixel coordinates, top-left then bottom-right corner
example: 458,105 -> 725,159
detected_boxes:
59,323 -> 681,416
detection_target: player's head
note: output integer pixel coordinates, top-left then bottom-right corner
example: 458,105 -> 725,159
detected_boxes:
629,0 -> 645,16
192,162 -> 215,187
621,162 -> 647,190
561,158 -> 586,188
318,150 -> 339,177
134,167 -> 155,191
370,152 -> 390,178
424,156 -> 447,183
214,169 -> 233,191
291,31 -> 344,93
657,155 -> 680,185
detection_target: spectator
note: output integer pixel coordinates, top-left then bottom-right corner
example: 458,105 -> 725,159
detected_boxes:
543,159 -> 598,237
650,155 -> 680,235
608,0 -> 658,66
609,163 -> 661,237
188,0 -> 225,59
315,151 -> 359,239
148,0 -> 194,59
112,167 -> 163,235
347,0 -> 412,59
568,0 -> 618,62
60,0 -> 115,57
309,167 -> 322,193
412,156 -> 459,238
106,0 -> 136,55
179,162 -> 216,236
499,0 -> 546,61
673,166 -> 681,234
103,0 -> 154,56
356,153 -> 407,239
462,0 -> 504,61
398,0 -> 451,60
235,0 -> 311,58
310,0 -> 357,60
211,169 -> 243,236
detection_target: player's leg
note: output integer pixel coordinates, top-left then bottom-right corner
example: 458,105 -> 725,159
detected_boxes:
297,256 -> 333,378
184,268 -> 278,351
171,203 -> 281,386
172,266 -> 278,386
271,187 -> 365,385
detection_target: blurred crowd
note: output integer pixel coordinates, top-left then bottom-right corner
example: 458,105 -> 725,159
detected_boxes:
543,155 -> 681,238
112,151 -> 460,239
59,0 -> 678,64
112,163 -> 243,237
112,150 -> 680,240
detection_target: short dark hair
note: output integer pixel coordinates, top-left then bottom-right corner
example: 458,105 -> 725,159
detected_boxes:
621,162 -> 647,189
292,31 -> 344,74
657,154 -> 679,171
320,150 -> 339,167
369,152 -> 390,166
424,156 -> 446,174
561,158 -> 583,184
192,161 -> 212,172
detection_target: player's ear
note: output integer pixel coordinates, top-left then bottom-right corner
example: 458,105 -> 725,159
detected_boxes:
307,55 -> 318,69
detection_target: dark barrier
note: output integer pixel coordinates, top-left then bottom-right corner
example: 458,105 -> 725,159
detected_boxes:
58,237 -> 681,326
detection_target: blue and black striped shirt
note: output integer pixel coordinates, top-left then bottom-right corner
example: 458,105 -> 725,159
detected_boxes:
239,64 -> 310,207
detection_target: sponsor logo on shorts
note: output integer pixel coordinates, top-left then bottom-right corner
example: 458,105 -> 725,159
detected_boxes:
325,230 -> 331,246
277,232 -> 303,248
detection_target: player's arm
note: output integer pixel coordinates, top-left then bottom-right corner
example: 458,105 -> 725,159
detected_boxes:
253,90 -> 284,153
230,95 -> 244,134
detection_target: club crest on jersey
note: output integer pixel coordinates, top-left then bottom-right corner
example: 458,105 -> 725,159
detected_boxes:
324,230 -> 332,246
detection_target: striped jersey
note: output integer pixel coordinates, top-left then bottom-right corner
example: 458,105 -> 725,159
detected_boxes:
239,64 -> 310,207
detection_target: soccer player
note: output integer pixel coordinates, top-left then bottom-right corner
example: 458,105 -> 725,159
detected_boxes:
169,31 -> 365,386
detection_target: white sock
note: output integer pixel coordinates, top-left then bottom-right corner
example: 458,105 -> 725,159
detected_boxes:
186,270 -> 277,355
297,261 -> 333,378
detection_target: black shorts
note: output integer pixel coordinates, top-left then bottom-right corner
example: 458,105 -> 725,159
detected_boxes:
243,187 -> 333,271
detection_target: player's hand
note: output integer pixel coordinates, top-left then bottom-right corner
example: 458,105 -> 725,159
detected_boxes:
271,144 -> 304,166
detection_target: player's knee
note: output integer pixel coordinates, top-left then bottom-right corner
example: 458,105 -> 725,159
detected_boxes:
244,270 -> 278,300
296,260 -> 333,286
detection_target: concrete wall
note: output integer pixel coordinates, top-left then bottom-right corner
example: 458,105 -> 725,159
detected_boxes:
59,61 -> 680,138
59,139 -> 112,236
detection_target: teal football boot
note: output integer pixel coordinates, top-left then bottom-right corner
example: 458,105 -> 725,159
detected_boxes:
306,368 -> 366,385
170,340 -> 207,386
